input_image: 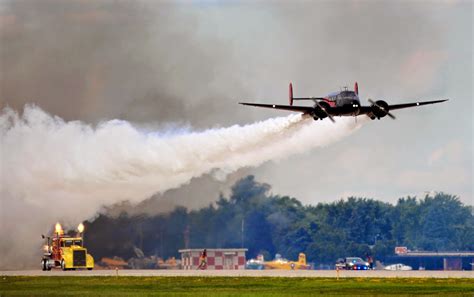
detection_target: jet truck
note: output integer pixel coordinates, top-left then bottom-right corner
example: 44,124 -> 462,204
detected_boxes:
41,222 -> 94,271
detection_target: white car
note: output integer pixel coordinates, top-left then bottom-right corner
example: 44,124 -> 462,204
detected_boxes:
384,263 -> 413,271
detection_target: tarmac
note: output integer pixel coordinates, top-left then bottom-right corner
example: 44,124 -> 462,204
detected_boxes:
1,269 -> 473,278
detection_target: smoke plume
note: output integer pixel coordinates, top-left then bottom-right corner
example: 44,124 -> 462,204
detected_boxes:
2,0 -> 470,210
0,104 -> 365,268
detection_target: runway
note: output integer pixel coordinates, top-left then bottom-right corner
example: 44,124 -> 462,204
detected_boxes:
1,269 -> 473,278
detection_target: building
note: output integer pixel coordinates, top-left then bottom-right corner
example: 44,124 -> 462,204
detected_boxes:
387,249 -> 474,270
179,248 -> 247,270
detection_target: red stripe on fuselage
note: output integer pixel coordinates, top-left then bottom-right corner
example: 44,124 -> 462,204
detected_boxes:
324,98 -> 336,107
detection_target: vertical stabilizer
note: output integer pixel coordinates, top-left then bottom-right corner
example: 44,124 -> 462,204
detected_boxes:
289,83 -> 294,105
298,253 -> 306,264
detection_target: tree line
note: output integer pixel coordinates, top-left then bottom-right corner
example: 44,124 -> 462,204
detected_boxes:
84,175 -> 474,264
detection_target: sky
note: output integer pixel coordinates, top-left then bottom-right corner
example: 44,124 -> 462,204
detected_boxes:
1,0 -> 472,210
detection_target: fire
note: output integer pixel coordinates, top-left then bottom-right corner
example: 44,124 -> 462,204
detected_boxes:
55,222 -> 63,235
77,223 -> 84,233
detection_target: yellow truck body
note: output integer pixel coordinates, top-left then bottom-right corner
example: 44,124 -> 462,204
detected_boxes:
60,241 -> 94,270
42,236 -> 94,271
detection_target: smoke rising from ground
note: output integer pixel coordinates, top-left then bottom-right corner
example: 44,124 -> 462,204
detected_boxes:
0,105 -> 365,268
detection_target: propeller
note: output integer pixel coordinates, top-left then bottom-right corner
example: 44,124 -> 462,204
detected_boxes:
368,99 -> 396,120
313,98 -> 335,123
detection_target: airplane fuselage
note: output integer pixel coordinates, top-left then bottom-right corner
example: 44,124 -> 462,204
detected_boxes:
317,90 -> 361,117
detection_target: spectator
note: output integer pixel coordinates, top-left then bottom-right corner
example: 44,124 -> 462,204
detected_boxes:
197,249 -> 207,270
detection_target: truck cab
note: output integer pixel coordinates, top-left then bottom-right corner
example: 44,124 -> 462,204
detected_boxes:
42,232 -> 94,271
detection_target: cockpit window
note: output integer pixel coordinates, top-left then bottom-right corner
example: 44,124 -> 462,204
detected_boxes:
340,91 -> 356,98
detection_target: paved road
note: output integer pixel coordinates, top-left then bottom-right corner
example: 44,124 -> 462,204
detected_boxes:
1,269 -> 473,278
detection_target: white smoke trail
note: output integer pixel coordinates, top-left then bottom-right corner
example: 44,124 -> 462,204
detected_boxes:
0,105 -> 366,268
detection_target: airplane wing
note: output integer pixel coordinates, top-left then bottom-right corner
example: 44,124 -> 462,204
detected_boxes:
240,99 -> 448,121
387,99 -> 448,110
358,99 -> 448,115
239,102 -> 314,113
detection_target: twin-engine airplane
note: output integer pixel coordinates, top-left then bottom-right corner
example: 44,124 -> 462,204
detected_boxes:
240,82 -> 448,122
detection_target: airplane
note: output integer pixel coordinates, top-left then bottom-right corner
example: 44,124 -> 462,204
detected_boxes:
239,82 -> 448,122
263,253 -> 310,270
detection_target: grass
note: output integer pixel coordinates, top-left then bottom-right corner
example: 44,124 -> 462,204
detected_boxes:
1,276 -> 473,296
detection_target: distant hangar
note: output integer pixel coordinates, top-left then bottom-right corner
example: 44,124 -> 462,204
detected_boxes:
389,248 -> 474,270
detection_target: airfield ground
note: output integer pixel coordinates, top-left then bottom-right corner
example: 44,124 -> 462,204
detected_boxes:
1,275 -> 473,297
1,269 -> 474,278
1,271 -> 473,297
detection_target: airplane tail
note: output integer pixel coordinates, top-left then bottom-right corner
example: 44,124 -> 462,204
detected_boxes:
298,253 -> 306,265
289,83 -> 294,106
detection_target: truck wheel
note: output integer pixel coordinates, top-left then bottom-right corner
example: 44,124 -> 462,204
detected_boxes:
87,268 -> 93,271
42,259 -> 47,271
61,260 -> 67,271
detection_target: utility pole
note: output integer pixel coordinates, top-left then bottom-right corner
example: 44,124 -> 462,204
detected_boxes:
183,225 -> 190,249
160,225 -> 164,257
241,218 -> 245,248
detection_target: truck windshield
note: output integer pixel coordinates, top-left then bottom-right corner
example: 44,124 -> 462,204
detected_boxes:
73,240 -> 82,246
63,240 -> 73,247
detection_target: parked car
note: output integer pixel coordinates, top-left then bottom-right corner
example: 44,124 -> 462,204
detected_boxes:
384,263 -> 412,271
335,257 -> 370,270
245,258 -> 264,270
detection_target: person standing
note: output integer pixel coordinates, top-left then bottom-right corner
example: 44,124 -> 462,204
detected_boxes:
367,255 -> 374,270
197,249 -> 207,270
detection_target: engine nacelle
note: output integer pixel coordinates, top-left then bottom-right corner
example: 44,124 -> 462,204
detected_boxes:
369,100 -> 389,119
313,101 -> 331,119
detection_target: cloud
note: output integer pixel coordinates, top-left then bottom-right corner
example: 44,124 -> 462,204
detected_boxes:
399,50 -> 447,91
397,167 -> 468,189
428,140 -> 464,166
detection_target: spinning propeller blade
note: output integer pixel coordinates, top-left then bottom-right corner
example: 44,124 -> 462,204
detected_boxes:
368,99 -> 396,120
314,99 -> 335,123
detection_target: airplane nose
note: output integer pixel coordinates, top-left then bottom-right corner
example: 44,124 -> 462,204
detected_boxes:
352,100 -> 360,115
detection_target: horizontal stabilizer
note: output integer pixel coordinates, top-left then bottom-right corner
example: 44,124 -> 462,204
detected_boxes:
293,97 -> 325,101
239,102 -> 313,113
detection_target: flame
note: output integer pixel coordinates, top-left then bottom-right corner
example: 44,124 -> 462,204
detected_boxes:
55,222 -> 63,235
77,223 -> 84,233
